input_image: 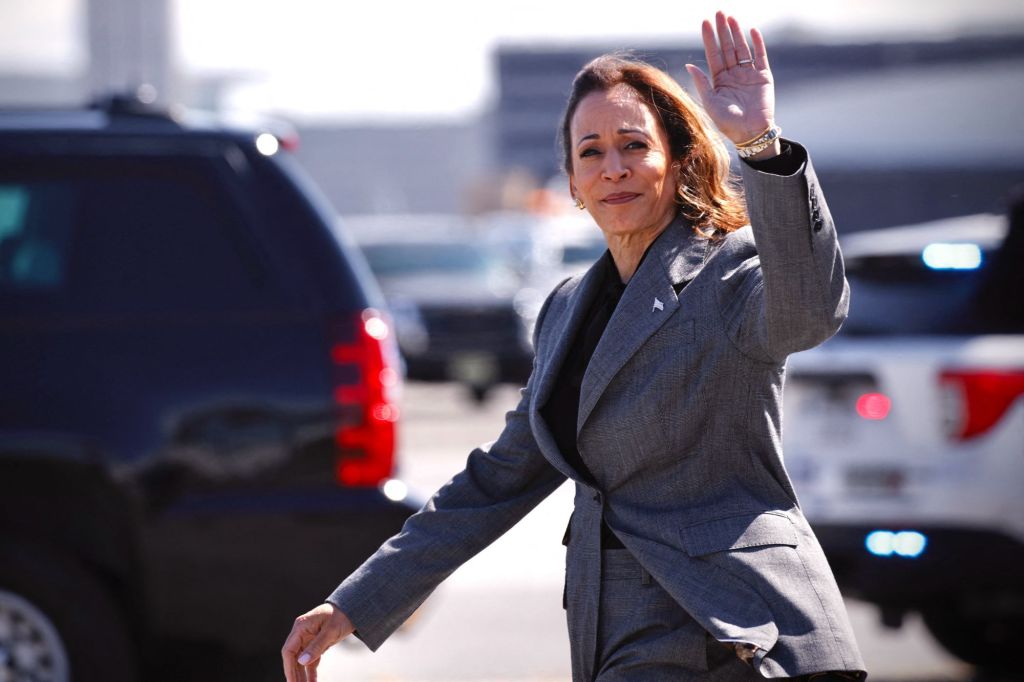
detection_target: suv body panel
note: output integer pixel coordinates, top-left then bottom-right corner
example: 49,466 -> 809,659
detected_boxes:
0,107 -> 415,657
782,211 -> 1024,665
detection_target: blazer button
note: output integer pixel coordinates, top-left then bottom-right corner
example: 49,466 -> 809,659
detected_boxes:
813,218 -> 824,233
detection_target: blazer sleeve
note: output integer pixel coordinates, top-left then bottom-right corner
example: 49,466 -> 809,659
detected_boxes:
325,282 -> 569,651
718,140 -> 850,363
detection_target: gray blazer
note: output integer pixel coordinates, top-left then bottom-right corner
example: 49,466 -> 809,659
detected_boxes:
328,143 -> 866,677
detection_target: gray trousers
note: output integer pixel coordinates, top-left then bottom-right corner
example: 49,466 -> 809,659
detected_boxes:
567,547 -> 765,681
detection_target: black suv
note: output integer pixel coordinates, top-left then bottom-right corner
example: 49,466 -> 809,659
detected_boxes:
0,97 -> 417,681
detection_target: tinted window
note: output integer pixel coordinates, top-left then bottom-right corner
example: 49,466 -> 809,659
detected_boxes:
0,155 -> 270,313
841,240 -> 1023,336
0,182 -> 73,291
361,243 -> 495,278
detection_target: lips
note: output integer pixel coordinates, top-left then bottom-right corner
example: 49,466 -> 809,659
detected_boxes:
602,192 -> 640,205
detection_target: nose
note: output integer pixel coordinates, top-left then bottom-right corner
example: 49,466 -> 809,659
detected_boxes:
601,149 -> 630,181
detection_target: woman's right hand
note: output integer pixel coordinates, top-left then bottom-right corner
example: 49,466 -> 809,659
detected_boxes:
282,602 -> 355,682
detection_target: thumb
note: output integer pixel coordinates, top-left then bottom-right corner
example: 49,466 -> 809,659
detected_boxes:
297,628 -> 332,666
685,64 -> 713,107
297,609 -> 351,666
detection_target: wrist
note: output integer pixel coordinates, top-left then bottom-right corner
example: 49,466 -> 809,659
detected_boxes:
733,122 -> 776,148
743,139 -> 782,162
734,125 -> 781,160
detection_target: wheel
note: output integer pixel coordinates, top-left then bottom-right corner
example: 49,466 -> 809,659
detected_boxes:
0,540 -> 137,682
922,606 -> 1017,669
0,587 -> 69,681
468,384 -> 491,405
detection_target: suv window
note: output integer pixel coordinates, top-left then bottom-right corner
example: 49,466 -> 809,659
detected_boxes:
0,155 -> 273,314
841,234 -> 1023,336
0,182 -> 73,291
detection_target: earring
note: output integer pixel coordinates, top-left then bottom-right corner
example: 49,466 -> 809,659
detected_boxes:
575,197 -> 585,210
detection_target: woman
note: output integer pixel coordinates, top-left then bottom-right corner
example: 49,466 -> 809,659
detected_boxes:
283,12 -> 867,681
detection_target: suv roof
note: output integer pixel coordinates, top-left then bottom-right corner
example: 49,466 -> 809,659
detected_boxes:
0,94 -> 298,148
841,212 -> 1005,259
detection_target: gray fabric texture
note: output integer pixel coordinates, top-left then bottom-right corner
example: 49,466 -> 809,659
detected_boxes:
327,141 -> 866,679
584,548 -> 764,681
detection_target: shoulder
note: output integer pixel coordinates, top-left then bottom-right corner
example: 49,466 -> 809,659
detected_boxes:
532,275 -> 573,347
702,226 -> 764,308
707,225 -> 758,268
545,274 -> 577,308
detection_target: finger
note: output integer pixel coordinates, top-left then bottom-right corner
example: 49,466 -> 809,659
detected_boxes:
282,629 -> 306,682
685,64 -> 713,108
715,11 -> 738,68
729,15 -> 753,66
751,27 -> 770,71
284,649 -> 306,682
700,19 -> 725,77
306,661 -> 318,682
298,623 -> 339,670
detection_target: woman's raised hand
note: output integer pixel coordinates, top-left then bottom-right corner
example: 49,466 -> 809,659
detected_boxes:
685,11 -> 777,151
282,602 -> 355,682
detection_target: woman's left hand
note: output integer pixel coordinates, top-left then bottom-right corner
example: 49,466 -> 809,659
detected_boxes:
685,11 -> 776,151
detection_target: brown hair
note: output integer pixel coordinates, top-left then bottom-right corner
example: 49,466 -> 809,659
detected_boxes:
559,54 -> 747,234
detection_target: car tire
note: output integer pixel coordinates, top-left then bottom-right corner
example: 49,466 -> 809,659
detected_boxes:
0,539 -> 137,682
922,606 -> 1016,669
468,384 -> 491,405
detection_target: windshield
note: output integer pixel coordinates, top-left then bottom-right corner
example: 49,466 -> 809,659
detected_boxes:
360,242 -> 495,279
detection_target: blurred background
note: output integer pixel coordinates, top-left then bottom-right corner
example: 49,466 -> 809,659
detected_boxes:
1,0 -> 1023,680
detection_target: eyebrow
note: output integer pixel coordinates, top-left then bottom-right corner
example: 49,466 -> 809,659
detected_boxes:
576,128 -> 648,148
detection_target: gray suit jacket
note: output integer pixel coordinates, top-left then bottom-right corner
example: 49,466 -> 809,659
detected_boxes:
328,142 -> 866,677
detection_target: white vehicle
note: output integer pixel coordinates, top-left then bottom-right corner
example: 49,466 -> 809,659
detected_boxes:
783,207 -> 1024,670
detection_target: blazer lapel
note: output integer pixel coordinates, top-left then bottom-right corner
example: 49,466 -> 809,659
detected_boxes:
577,217 -> 711,434
533,257 -> 605,409
529,257 -> 606,478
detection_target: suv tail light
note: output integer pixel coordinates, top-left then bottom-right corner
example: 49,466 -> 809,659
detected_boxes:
330,309 -> 401,486
940,369 -> 1024,440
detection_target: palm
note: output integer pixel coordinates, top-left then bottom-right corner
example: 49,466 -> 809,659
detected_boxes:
701,64 -> 774,142
686,12 -> 776,145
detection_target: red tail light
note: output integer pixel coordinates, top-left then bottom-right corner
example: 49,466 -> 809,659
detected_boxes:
940,370 -> 1024,440
330,309 -> 401,486
856,392 -> 892,420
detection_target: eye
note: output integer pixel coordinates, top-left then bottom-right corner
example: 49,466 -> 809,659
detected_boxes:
579,148 -> 600,158
625,140 -> 648,150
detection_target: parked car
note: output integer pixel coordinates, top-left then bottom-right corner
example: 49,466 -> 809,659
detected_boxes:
477,211 -> 607,348
345,215 -> 534,403
783,206 -> 1024,670
0,95 -> 419,681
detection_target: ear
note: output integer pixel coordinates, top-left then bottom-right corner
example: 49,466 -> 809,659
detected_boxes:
568,176 -> 577,200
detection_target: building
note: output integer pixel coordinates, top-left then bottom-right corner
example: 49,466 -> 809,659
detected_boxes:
494,36 -> 1024,231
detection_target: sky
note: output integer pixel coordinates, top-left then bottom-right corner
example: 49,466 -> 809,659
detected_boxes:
1,0 -> 1023,121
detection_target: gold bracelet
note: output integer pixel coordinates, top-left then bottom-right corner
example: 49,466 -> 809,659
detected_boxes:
735,126 -> 781,159
735,125 -> 779,149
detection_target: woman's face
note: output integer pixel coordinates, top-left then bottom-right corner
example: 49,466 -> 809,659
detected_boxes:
569,84 -> 679,241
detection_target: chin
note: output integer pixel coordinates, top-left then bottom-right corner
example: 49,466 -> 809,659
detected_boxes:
597,214 -> 654,236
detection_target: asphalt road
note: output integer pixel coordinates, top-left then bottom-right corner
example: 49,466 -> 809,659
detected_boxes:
318,382 -> 975,682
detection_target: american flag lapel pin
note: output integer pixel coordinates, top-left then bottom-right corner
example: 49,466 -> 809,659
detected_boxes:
652,297 -> 664,312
